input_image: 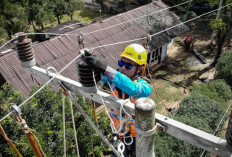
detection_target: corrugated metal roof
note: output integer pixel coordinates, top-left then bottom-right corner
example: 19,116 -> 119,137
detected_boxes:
43,20 -> 86,35
0,1 -> 188,95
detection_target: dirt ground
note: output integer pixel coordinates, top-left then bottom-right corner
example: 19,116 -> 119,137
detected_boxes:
150,17 -> 217,115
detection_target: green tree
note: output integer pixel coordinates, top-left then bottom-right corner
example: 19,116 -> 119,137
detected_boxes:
95,0 -> 108,12
209,5 -> 232,65
0,84 -> 111,156
175,1 -> 197,22
191,79 -> 231,106
0,0 -> 29,39
155,116 -> 212,157
216,49 -> 232,85
66,0 -> 84,20
155,79 -> 231,157
49,0 -> 67,24
27,0 -> 54,31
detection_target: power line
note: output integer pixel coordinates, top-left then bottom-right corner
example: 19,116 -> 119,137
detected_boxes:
0,36 -> 17,51
1,2 -> 232,123
0,53 -> 83,123
25,1 -> 191,38
89,2 -> 232,50
83,0 -> 192,36
0,0 -> 191,51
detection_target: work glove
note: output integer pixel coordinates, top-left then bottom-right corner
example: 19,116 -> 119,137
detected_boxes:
84,50 -> 107,73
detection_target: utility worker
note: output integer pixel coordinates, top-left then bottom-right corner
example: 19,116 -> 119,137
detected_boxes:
85,43 -> 151,157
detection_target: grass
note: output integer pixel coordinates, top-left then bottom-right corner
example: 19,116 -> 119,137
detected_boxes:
47,9 -> 100,28
150,79 -> 184,113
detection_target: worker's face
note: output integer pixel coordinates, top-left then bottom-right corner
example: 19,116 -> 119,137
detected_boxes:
119,57 -> 141,80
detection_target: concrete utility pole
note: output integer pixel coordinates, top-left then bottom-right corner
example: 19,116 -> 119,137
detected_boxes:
135,98 -> 156,157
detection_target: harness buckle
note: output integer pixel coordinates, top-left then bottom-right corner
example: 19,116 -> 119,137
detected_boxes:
123,134 -> 133,145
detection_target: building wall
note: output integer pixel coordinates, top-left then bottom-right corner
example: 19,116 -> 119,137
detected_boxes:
148,43 -> 167,67
161,44 -> 167,61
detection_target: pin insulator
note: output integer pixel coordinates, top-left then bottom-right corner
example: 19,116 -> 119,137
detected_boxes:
76,59 -> 101,93
15,32 -> 36,67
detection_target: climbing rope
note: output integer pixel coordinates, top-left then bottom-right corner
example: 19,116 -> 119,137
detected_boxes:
92,70 -> 130,137
69,98 -> 80,157
146,64 -> 173,118
16,119 -> 46,157
1,2 -> 232,124
67,91 -> 121,157
62,94 -> 66,157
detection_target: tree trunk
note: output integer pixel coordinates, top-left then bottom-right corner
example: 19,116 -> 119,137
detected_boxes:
70,14 -> 73,21
31,21 -> 37,32
213,29 -> 223,66
6,29 -> 12,39
56,15 -> 61,24
40,22 -> 44,30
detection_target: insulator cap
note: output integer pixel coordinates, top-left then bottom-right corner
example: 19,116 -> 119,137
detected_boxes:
15,32 -> 36,67
76,59 -> 101,92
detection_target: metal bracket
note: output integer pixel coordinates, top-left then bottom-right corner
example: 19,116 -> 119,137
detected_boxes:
77,33 -> 85,49
23,65 -> 232,156
11,104 -> 22,116
143,34 -> 151,50
156,123 -> 166,132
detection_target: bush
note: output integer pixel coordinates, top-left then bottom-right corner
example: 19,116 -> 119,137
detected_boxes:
190,80 -> 232,108
155,115 -> 212,157
177,93 -> 227,130
216,49 -> 232,85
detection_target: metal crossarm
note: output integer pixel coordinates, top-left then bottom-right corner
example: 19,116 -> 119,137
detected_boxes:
24,66 -> 232,157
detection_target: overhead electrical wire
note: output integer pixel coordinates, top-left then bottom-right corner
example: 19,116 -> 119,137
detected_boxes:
82,0 -> 192,36
0,36 -> 17,51
0,53 -> 83,123
89,2 -> 232,50
24,0 -> 191,38
0,2 -> 231,156
0,0 -> 190,122
0,2 -> 231,127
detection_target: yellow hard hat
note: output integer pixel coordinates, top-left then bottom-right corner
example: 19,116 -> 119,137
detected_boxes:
120,44 -> 147,65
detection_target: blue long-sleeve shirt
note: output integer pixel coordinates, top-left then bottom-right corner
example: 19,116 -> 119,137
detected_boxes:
102,66 -> 151,98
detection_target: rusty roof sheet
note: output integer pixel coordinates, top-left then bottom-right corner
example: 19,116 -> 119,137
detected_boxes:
43,20 -> 86,35
0,1 -> 188,95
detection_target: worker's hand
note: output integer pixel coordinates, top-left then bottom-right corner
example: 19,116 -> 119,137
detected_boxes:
84,50 -> 107,73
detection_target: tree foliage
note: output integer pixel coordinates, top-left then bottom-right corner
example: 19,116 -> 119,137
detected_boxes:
0,0 -> 84,39
191,79 -> 232,105
0,0 -> 29,39
27,0 -> 55,31
155,79 -> 231,157
0,84 -> 110,157
209,2 -> 232,65
216,49 -> 232,85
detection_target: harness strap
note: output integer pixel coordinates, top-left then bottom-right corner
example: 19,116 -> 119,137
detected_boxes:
116,87 -> 129,100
